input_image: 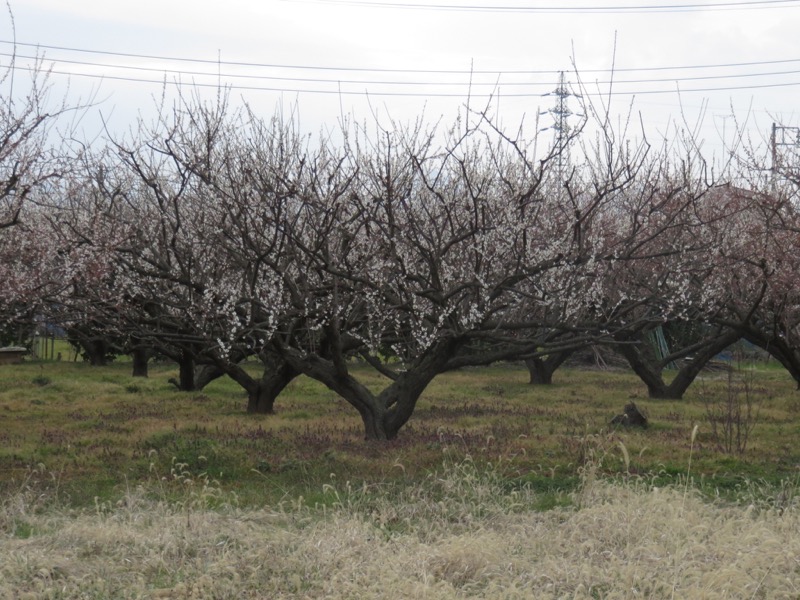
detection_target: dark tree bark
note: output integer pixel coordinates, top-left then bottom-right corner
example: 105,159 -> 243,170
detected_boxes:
165,348 -> 211,391
740,327 -> 800,389
249,360 -> 299,414
166,350 -> 237,391
615,327 -> 741,399
177,349 -> 196,392
524,350 -> 573,385
228,357 -> 299,414
195,349 -> 298,413
616,341 -> 671,398
66,320 -> 122,367
193,364 -> 226,390
281,337 -> 461,440
130,346 -> 150,377
662,330 -> 741,396
83,338 -> 112,366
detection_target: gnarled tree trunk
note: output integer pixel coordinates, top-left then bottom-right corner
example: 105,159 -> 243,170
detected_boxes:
281,337 -> 460,440
207,351 -> 299,414
193,364 -> 225,391
525,350 -> 572,385
616,328 -> 741,399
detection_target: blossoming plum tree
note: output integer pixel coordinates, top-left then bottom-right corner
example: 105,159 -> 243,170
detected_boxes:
0,48 -> 90,342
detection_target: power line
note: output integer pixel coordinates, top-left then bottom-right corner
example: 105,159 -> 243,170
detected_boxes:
8,61 -> 800,97
281,0 -> 800,12
3,40 -> 800,76
5,51 -> 800,88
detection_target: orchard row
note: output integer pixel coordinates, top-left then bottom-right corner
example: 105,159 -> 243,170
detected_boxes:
1,75 -> 799,439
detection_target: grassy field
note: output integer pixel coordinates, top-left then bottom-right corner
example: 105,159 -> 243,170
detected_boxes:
2,358 -> 800,597
1,357 -> 799,504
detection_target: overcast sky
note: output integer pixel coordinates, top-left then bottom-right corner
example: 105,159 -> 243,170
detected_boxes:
4,0 -> 800,164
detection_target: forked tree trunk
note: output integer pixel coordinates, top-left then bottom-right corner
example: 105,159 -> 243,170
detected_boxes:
360,410 -> 390,441
662,330 -> 741,396
246,362 -> 299,414
192,349 -> 250,391
193,364 -> 225,391
613,341 -> 669,397
525,350 -> 572,385
295,354 -> 389,438
213,352 -> 299,414
282,337 -> 460,440
617,329 -> 741,399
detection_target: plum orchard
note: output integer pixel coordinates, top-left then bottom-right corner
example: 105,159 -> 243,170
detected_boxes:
8,83 -> 800,439
0,48 -> 94,345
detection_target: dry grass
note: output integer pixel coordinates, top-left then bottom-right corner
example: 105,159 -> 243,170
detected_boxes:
2,457 -> 800,599
2,360 -> 800,597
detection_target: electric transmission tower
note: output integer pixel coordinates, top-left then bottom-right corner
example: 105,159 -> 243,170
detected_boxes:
771,122 -> 800,171
540,71 -> 583,184
770,123 -> 800,191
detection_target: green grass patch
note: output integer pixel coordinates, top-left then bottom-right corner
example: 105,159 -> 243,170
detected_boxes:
0,360 -> 798,508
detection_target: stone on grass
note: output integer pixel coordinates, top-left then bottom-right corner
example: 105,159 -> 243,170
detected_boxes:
611,402 -> 648,428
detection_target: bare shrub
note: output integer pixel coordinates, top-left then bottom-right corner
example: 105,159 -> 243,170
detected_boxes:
702,362 -> 763,455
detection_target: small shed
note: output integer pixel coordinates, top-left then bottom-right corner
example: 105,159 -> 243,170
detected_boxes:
0,346 -> 27,365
